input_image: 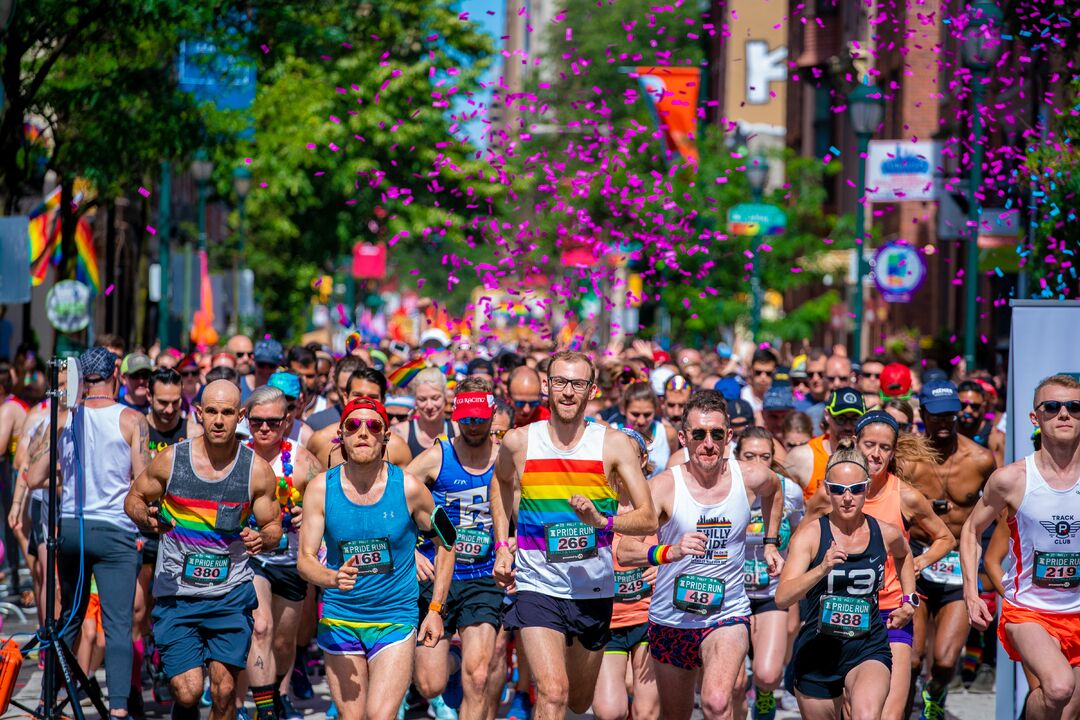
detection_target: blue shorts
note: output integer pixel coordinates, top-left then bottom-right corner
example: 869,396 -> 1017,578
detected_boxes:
152,582 -> 258,678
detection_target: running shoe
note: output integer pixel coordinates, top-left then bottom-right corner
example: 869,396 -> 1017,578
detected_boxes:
505,690 -> 532,720
752,688 -> 776,720
919,689 -> 947,720
280,695 -> 303,720
970,664 -> 995,694
291,658 -> 314,699
326,703 -> 338,719
200,686 -> 211,708
426,695 -> 458,720
236,707 -> 252,720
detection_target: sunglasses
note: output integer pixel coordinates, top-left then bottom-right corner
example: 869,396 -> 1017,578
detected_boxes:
387,413 -> 410,422
808,371 -> 825,379
1037,400 -> 1080,416
342,417 -> 385,435
825,481 -> 869,496
513,398 -> 540,408
180,370 -> 200,378
235,351 -> 254,358
458,416 -> 489,426
753,368 -> 774,377
689,427 -> 726,442
826,375 -> 849,383
860,372 -> 880,379
490,428 -> 509,440
249,416 -> 285,429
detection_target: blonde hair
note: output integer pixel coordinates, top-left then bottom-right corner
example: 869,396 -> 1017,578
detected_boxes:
1034,374 -> 1080,407
825,438 -> 870,479
410,367 -> 447,392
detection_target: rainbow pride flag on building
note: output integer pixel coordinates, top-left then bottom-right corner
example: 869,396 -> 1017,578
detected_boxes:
27,186 -> 100,294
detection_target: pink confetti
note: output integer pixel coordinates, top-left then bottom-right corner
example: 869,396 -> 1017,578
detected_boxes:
138,187 -> 150,198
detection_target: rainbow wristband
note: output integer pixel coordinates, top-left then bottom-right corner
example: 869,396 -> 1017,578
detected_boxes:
647,545 -> 672,566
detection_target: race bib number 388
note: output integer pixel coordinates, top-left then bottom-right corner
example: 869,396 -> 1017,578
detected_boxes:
819,595 -> 872,638
543,522 -> 597,563
339,538 -> 393,576
1033,551 -> 1080,589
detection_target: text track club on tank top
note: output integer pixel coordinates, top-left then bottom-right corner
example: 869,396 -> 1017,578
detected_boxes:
517,421 -> 617,599
1002,454 -> 1080,613
419,439 -> 496,581
650,461 -> 751,629
154,442 -> 254,598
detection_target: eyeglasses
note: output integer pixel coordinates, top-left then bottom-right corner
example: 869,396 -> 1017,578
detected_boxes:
825,481 -> 868,495
549,376 -> 591,393
689,427 -> 726,442
249,416 -> 284,429
180,370 -> 200,378
513,398 -> 540,408
1037,400 -> 1080,417
342,417 -> 386,435
490,428 -> 509,440
458,416 -> 489,426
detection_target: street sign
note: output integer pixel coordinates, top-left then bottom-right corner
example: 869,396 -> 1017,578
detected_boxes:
46,280 -> 92,333
872,242 -> 926,303
727,203 -> 786,236
865,140 -> 941,202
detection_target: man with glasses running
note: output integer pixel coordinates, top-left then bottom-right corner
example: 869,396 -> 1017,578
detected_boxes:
492,351 -> 657,720
787,387 -> 866,504
906,379 -> 995,720
960,375 -> 1080,720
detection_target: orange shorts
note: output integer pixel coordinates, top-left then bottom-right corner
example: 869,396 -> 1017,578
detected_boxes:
86,593 -> 103,635
998,601 -> 1080,667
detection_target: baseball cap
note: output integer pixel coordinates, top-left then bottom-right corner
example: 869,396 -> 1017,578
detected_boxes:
790,356 -> 808,380
420,328 -> 451,349
716,342 -> 733,359
467,358 -> 495,377
715,376 -> 742,402
773,365 -> 791,385
763,386 -> 794,412
254,339 -> 284,366
617,427 -> 649,457
826,387 -> 866,417
121,352 -> 152,375
79,347 -> 117,381
452,391 -> 494,421
920,380 -> 962,415
728,399 -> 754,425
368,350 -> 388,371
650,367 -> 676,397
880,363 -> 913,398
268,372 -> 301,399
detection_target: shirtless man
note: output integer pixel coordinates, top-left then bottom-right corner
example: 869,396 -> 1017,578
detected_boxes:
957,380 -> 1005,468
308,367 -> 411,468
905,380 -> 995,720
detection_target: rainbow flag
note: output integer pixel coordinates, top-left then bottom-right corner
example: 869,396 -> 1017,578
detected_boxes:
388,358 -> 427,388
73,217 -> 100,294
161,492 -> 250,549
26,187 -> 100,294
516,457 -> 617,553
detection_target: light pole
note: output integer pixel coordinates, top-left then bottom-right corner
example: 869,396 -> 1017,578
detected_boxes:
962,0 -> 1003,369
747,154 -> 768,341
848,83 -> 884,360
232,166 -> 251,334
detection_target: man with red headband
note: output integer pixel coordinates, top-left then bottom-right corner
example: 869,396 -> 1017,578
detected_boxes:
406,375 -> 502,719
298,397 -> 454,720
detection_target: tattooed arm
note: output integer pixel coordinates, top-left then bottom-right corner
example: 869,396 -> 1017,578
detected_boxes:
25,418 -> 55,491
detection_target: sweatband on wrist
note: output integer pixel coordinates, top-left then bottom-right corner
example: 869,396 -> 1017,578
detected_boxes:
494,540 -> 510,552
647,545 -> 672,566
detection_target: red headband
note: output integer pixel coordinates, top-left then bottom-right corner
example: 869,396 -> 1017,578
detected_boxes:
340,397 -> 389,429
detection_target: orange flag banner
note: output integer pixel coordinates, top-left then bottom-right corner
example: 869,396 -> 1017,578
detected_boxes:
635,66 -> 701,168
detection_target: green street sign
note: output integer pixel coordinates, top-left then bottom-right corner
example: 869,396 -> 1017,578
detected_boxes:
727,203 -> 787,236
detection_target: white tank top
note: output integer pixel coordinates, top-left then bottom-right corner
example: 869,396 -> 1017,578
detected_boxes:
650,461 -> 752,628
516,421 -> 617,599
646,421 -> 671,479
59,404 -> 137,532
1002,454 -> 1080,613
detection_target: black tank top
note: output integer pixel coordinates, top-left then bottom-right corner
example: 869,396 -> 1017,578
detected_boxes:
406,419 -> 455,458
149,419 -> 187,460
801,515 -> 887,639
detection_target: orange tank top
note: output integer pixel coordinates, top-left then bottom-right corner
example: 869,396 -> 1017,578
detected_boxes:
862,473 -> 908,610
610,532 -> 657,628
803,434 -> 831,502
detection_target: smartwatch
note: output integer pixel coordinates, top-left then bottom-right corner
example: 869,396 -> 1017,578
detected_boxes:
428,601 -> 446,617
901,593 -> 921,608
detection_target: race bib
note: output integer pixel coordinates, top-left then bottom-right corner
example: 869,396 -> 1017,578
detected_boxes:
543,522 -> 597,563
818,595 -> 872,638
672,574 -> 725,615
454,527 -> 492,565
615,568 -> 651,603
1033,551 -> 1080,589
182,553 -> 230,586
743,559 -> 771,591
921,550 -> 963,587
339,538 -> 393,576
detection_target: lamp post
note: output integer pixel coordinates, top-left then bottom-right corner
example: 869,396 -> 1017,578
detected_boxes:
962,0 -> 1003,369
184,150 -> 213,340
747,154 -> 768,341
232,166 -> 251,334
848,83 -> 884,360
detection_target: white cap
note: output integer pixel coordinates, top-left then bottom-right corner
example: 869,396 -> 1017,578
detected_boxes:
650,367 -> 676,396
419,328 -> 451,349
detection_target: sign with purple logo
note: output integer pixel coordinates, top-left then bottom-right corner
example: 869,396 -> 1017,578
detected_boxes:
865,141 -> 941,202
873,243 -> 926,303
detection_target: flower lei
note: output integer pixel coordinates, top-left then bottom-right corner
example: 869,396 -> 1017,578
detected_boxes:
247,439 -> 302,536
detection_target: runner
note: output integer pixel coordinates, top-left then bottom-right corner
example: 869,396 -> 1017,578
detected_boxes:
619,389 -> 784,720
241,386 -> 325,720
618,381 -> 678,478
906,379 -> 995,720
123,379 -> 283,720
305,355 -> 365,432
297,397 -> 454,720
491,350 -> 657,719
732,427 -> 804,720
507,366 -> 550,427
393,367 -> 456,456
662,375 -> 692,425
776,441 -> 917,720
787,387 -> 866,504
406,376 -> 501,720
308,367 -> 412,467
960,374 -> 1080,719
957,380 -> 1006,466
591,428 -> 659,720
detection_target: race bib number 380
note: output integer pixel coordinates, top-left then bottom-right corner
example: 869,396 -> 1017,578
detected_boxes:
819,595 -> 872,638
183,553 -> 230,585
339,538 -> 393,576
673,574 -> 725,615
543,522 -> 597,563
1033,551 -> 1080,589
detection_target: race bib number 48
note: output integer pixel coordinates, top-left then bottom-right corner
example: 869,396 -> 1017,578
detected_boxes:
455,527 -> 492,565
339,538 -> 393,576
673,574 -> 725,615
1033,551 -> 1080,589
615,569 -> 651,603
183,553 -> 230,585
543,522 -> 597,563
819,595 -> 872,638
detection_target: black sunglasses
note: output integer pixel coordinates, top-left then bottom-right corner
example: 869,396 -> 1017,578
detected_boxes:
249,416 -> 285,428
689,427 -> 726,442
1037,400 -> 1080,417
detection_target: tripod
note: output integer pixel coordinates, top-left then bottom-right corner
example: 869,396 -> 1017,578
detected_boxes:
10,358 -> 108,720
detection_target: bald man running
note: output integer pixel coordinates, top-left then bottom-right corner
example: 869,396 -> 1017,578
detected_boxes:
508,366 -> 550,427
125,380 -> 282,720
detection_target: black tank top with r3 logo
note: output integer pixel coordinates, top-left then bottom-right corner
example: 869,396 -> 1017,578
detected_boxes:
800,515 -> 887,639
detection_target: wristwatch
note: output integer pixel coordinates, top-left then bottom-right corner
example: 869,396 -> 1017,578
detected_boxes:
428,601 -> 446,617
901,593 -> 921,608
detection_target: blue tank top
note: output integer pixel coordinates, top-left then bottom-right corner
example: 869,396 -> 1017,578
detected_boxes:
322,463 -> 418,625
418,439 -> 496,581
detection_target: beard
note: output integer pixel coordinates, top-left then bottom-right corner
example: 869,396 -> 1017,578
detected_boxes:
551,395 -> 588,425
460,429 -> 490,448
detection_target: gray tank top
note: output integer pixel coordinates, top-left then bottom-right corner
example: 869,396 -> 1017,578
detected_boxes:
153,442 -> 255,598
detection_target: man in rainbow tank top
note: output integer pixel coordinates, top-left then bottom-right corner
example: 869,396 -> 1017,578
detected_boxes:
125,380 -> 283,720
491,350 -> 658,720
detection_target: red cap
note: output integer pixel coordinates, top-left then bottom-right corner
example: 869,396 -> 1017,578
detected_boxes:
652,350 -> 671,365
974,377 -> 999,398
340,397 -> 389,429
452,392 -> 495,421
880,363 -> 913,398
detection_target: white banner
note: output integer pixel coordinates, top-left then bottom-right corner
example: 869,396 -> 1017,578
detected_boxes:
865,140 -> 941,202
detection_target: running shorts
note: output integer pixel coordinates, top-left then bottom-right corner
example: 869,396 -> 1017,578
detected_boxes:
152,583 -> 258,678
252,560 -> 308,603
317,618 -> 415,659
502,591 -> 613,652
998,601 -> 1080,667
605,622 -> 649,655
791,624 -> 891,698
648,618 -> 750,671
419,576 -> 503,633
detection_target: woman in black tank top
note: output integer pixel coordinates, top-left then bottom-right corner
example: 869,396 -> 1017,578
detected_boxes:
775,441 -> 917,719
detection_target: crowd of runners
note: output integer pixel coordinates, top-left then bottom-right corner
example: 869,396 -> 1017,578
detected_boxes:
0,333 -> 1077,720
